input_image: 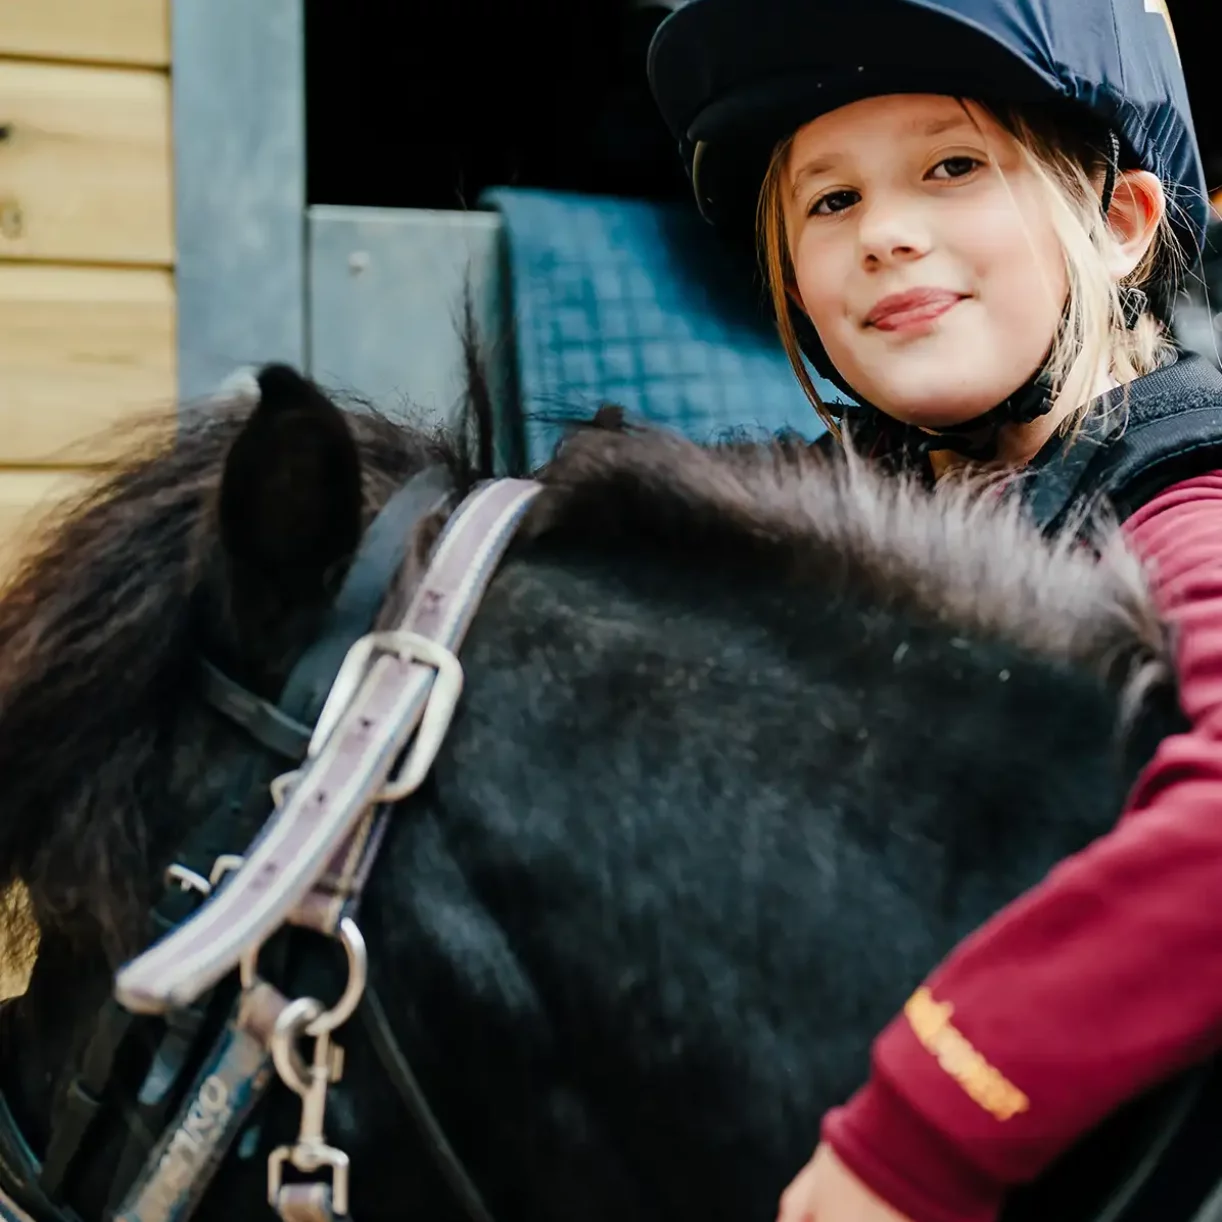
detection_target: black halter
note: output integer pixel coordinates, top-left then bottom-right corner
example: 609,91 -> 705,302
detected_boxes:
0,466 -> 495,1222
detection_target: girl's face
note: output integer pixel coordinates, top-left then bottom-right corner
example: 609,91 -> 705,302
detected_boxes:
783,94 -> 1070,430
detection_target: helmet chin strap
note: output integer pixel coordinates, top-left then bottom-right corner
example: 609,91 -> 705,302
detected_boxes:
801,130 -> 1145,462
908,362 -> 1057,462
793,307 -> 1061,462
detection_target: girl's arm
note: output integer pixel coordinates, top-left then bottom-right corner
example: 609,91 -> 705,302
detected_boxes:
804,471 -> 1222,1222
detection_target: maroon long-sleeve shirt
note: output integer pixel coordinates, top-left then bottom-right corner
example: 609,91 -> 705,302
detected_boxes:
822,469 -> 1222,1222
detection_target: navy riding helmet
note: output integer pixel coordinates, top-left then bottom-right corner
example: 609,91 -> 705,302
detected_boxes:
646,0 -> 1209,445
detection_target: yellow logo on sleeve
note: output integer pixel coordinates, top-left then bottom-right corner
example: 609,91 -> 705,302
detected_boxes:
903,987 -> 1031,1122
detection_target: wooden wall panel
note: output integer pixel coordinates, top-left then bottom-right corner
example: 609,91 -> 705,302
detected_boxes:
0,58 -> 173,264
0,0 -> 170,68
0,0 -> 176,1004
0,263 -> 175,463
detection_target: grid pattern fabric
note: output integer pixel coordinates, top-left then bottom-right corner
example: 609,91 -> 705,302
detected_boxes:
480,188 -> 834,469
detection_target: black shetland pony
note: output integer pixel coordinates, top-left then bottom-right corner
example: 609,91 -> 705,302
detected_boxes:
0,364 -> 1211,1222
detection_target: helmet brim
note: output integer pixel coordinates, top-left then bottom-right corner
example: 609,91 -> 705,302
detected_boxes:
651,0 -> 1084,231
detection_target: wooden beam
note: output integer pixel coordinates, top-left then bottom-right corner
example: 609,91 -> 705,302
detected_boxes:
0,263 -> 176,464
0,0 -> 170,68
0,58 -> 173,265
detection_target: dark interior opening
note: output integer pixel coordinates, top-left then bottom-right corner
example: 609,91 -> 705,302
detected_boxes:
1177,11 -> 1221,195
304,1 -> 1219,210
304,0 -> 689,211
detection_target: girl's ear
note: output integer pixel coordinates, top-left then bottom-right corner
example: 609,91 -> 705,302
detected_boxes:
1104,169 -> 1166,281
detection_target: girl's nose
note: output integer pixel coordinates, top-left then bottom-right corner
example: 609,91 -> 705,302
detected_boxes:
857,198 -> 932,267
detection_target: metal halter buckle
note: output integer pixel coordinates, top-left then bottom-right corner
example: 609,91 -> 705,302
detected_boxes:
268,628 -> 464,810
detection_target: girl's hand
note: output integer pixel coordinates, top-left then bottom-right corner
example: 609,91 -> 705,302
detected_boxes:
777,1143 -> 915,1222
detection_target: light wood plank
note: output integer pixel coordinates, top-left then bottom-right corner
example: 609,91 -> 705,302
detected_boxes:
0,263 -> 175,463
0,59 -> 173,265
0,0 -> 169,67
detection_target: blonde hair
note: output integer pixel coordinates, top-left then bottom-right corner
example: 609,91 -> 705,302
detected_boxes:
758,100 -> 1184,443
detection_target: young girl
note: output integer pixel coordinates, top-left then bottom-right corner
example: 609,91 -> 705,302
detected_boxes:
648,3 -> 1222,1221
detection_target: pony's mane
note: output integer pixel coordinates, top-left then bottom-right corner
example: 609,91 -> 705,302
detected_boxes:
0,387 -> 1170,959
529,423 -> 1170,689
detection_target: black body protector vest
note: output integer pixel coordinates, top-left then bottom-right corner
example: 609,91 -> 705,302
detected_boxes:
842,351 -> 1222,540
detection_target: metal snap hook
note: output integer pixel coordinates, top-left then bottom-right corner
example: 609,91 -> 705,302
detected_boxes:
305,918 -> 368,1037
268,995 -> 326,1097
267,996 -> 351,1218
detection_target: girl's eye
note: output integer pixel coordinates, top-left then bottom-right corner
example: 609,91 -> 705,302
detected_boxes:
808,189 -> 860,217
930,156 -> 984,180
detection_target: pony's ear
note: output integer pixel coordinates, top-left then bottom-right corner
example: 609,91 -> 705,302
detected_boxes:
218,364 -> 363,596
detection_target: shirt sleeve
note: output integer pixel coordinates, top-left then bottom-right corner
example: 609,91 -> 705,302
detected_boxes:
821,471 -> 1222,1222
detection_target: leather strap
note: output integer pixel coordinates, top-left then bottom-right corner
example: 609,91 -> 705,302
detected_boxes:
360,986 -> 496,1222
191,466 -> 457,943
290,807 -> 391,936
275,467 -> 455,729
198,663 -> 312,763
101,999 -> 209,1207
111,983 -> 287,1222
115,479 -> 541,1015
199,466 -> 454,757
37,1001 -> 137,1201
0,1094 -> 78,1222
31,862 -> 232,1212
